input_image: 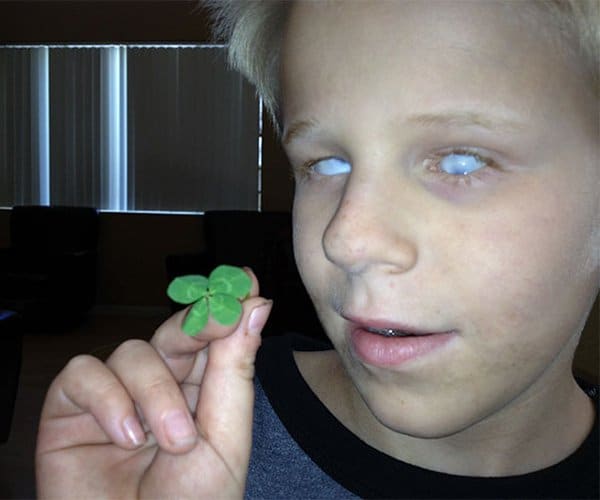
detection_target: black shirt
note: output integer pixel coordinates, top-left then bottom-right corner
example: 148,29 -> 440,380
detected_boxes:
250,334 -> 599,499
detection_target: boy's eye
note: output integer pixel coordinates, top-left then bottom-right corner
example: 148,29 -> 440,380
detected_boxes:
438,152 -> 485,175
308,157 -> 352,176
422,148 -> 501,187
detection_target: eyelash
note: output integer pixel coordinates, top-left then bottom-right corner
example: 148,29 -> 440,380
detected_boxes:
294,158 -> 345,180
295,158 -> 347,180
295,147 -> 501,186
424,147 -> 501,186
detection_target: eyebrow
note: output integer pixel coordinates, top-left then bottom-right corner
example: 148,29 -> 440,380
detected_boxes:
282,110 -> 525,146
405,110 -> 526,133
282,118 -> 321,147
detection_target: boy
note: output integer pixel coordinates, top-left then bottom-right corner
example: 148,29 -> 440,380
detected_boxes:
36,1 -> 599,498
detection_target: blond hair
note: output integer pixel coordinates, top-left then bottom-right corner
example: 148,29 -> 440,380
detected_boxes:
203,0 -> 289,130
203,0 -> 599,132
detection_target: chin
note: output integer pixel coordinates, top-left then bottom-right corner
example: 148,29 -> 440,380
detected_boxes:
376,406 -> 472,439
343,359 -> 498,440
361,390 -> 487,440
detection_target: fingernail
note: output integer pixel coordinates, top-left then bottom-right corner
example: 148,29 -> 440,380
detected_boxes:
164,410 -> 197,447
248,301 -> 272,336
123,416 -> 145,447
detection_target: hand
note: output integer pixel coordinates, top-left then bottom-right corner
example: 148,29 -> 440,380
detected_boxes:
36,269 -> 272,499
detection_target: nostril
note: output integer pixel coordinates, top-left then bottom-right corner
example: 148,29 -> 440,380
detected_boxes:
323,214 -> 419,275
321,184 -> 420,274
322,216 -> 363,269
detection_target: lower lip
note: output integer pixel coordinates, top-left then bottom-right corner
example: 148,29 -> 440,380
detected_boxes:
350,328 -> 456,367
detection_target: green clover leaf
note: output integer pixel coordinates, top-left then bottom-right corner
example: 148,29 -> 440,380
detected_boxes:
208,265 -> 253,299
209,293 -> 243,325
167,265 -> 252,336
182,297 -> 209,334
166,275 -> 209,304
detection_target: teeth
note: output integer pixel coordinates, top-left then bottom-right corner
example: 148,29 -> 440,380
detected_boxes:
366,327 -> 412,337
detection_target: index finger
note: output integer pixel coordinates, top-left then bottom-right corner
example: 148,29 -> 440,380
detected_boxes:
150,267 -> 261,380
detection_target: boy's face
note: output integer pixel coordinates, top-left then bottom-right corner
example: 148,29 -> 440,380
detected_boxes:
282,0 -> 599,437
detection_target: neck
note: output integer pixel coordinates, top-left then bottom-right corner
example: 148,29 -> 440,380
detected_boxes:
294,350 -> 595,477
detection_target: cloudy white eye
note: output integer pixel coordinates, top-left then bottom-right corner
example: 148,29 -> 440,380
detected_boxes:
312,157 -> 352,176
439,153 -> 485,175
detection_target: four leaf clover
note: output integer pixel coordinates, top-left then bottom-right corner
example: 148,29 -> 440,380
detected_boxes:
167,265 -> 252,335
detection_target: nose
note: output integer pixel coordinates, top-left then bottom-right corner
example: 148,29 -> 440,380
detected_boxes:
322,172 -> 419,275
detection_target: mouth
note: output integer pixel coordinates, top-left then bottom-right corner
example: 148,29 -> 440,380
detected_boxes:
343,315 -> 456,367
363,326 -> 431,338
345,315 -> 443,337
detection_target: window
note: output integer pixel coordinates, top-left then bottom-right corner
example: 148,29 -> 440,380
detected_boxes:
0,45 -> 260,213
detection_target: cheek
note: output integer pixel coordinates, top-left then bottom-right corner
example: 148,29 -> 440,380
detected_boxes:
292,188 -> 334,299
452,176 -> 598,345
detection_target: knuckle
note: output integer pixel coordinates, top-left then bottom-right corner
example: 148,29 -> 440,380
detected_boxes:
109,338 -> 151,362
232,355 -> 258,381
63,355 -> 120,396
63,354 -> 100,375
92,376 -> 125,399
153,319 -> 169,338
154,312 -> 183,338
143,376 -> 178,400
116,338 -> 150,353
57,356 -> 129,411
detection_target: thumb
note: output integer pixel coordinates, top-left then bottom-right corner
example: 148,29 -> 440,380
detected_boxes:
195,298 -> 272,474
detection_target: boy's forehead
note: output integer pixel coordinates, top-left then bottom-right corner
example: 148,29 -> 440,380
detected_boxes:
283,1 -> 557,85
280,0 -> 595,140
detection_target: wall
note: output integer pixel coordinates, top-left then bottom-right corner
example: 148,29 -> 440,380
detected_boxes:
262,117 -> 295,211
574,297 -> 599,382
0,1 -> 212,44
96,212 -> 205,307
0,210 -> 8,248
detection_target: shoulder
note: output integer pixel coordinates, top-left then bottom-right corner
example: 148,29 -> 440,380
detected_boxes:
247,334 -> 357,499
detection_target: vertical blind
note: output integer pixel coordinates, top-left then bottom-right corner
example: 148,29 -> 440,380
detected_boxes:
50,48 -> 104,207
127,48 -> 259,212
0,45 -> 260,212
0,48 -> 45,205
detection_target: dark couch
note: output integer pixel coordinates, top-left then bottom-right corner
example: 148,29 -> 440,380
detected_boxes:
0,205 -> 99,329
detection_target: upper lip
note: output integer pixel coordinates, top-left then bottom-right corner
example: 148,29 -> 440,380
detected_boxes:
342,314 -> 452,336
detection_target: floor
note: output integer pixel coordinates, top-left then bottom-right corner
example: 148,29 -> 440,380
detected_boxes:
0,311 -> 166,499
